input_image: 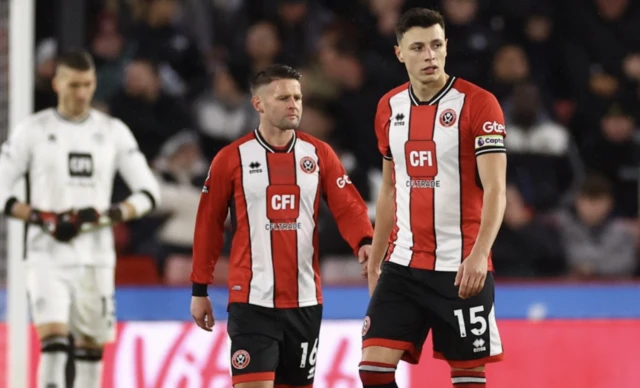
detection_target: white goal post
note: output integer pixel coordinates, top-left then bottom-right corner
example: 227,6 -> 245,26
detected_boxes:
7,0 -> 35,387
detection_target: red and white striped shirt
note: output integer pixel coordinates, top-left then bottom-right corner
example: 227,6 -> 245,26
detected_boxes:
375,77 -> 506,272
192,129 -> 373,308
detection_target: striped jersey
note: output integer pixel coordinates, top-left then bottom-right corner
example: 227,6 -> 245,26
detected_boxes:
376,77 -> 506,272
191,129 -> 373,308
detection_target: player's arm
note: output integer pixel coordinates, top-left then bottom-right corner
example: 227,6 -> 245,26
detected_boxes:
190,149 -> 234,295
367,95 -> 394,291
368,158 -> 395,276
456,92 -> 507,299
113,120 -> 161,222
320,143 -> 373,256
473,153 -> 507,257
0,122 -> 34,221
470,93 -> 507,258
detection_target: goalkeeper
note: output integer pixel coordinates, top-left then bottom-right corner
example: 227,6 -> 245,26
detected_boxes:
0,50 -> 160,388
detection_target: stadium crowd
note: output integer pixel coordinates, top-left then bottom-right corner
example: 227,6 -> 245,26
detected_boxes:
32,0 -> 640,283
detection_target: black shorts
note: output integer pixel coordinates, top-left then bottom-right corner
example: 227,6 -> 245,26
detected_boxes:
362,262 -> 504,368
227,302 -> 322,387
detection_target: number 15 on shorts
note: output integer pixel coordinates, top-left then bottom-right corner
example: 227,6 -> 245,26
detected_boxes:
454,306 -> 487,338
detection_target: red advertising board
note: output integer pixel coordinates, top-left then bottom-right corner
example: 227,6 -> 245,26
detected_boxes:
1,320 -> 638,388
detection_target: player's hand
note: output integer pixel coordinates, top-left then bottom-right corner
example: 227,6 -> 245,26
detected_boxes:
76,207 -> 101,224
28,209 -> 80,243
106,203 -> 126,224
455,252 -> 488,299
367,264 -> 381,297
358,244 -> 372,278
191,296 -> 215,332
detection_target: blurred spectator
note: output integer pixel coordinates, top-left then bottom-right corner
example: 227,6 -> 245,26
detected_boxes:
493,185 -> 565,277
555,174 -> 637,278
235,20 -> 284,80
441,0 -> 500,89
577,101 -> 638,217
128,0 -> 207,98
354,0 -> 407,89
271,0 -> 333,68
490,44 -> 530,100
503,81 -> 582,211
34,38 -> 57,111
566,0 -> 640,82
90,14 -> 129,103
520,6 -> 572,106
153,131 -> 208,276
193,64 -> 258,161
317,39 -> 384,182
109,58 -> 193,162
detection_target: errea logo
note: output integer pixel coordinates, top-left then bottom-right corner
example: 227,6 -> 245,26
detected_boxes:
394,113 -> 405,126
249,161 -> 262,174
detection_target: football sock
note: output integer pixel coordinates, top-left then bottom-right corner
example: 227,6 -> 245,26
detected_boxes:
359,361 -> 398,387
39,335 -> 69,388
73,347 -> 103,388
451,369 -> 486,387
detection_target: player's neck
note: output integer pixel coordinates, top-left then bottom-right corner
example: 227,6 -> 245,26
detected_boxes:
257,124 -> 295,148
56,106 -> 90,122
410,74 -> 449,103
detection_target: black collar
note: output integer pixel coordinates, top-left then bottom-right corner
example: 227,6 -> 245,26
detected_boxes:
254,128 -> 297,153
408,76 -> 456,106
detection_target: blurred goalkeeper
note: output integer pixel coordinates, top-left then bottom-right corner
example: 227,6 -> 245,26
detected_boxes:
0,50 -> 160,388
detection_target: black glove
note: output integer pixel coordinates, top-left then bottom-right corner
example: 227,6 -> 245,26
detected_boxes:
106,204 -> 125,224
76,207 -> 101,224
28,209 -> 80,243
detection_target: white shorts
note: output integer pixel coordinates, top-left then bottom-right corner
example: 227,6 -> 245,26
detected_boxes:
26,264 -> 116,344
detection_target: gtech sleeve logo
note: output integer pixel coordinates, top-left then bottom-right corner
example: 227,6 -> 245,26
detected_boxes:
336,175 -> 352,188
482,121 -> 506,133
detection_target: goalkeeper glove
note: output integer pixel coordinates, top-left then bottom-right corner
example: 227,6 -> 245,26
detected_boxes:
28,209 -> 80,243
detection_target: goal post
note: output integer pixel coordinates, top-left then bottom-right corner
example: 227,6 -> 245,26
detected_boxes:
7,0 -> 35,387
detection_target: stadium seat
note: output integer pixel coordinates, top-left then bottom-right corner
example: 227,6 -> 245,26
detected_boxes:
115,255 -> 162,285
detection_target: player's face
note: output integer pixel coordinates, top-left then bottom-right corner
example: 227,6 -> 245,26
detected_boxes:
395,25 -> 448,84
254,79 -> 303,131
53,66 -> 97,117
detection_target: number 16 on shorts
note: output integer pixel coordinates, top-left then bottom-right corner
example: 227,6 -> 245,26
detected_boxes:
300,338 -> 318,378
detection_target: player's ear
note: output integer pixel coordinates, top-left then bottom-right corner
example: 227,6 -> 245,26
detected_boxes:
444,38 -> 448,58
251,95 -> 264,113
394,45 -> 404,63
51,74 -> 59,93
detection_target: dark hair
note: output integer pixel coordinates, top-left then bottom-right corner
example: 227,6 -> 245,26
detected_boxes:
56,49 -> 95,71
578,173 -> 613,199
250,64 -> 301,93
395,8 -> 446,42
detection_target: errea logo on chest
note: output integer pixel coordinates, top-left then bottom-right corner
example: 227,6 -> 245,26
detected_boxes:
393,113 -> 406,126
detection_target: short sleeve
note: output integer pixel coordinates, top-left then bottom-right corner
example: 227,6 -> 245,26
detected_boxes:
471,92 -> 507,157
375,96 -> 393,160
